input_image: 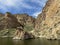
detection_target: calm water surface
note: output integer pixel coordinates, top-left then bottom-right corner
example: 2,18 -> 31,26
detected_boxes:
0,38 -> 60,45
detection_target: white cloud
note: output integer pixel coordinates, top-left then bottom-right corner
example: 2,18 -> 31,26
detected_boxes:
32,11 -> 42,18
0,0 -> 34,9
0,0 -> 14,6
0,0 -> 47,9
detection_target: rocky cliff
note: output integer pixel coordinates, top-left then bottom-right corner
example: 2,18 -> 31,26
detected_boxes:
14,14 -> 35,31
0,12 -> 22,30
0,12 -> 35,37
34,0 -> 60,39
0,12 -> 35,30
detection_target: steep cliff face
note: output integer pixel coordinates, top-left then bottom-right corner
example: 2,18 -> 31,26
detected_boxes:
34,0 -> 60,39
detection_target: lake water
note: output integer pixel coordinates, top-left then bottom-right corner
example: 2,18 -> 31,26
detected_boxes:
0,38 -> 60,45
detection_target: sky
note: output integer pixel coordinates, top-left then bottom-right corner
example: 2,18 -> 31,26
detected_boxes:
0,0 -> 47,17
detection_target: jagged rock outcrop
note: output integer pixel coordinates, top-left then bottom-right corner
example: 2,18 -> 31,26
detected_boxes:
14,14 -> 35,31
0,12 -> 22,30
34,0 -> 60,39
15,14 -> 35,26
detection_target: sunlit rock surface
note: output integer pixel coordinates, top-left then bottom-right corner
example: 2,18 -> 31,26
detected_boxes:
13,27 -> 35,40
34,0 -> 60,39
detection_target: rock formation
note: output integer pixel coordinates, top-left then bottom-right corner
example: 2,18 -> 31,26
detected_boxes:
0,12 -> 35,30
34,0 -> 60,39
0,12 -> 22,30
0,12 -> 35,39
14,14 -> 35,31
13,27 -> 35,40
1,0 -> 60,40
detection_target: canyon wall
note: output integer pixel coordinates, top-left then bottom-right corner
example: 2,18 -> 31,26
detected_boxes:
34,0 -> 60,39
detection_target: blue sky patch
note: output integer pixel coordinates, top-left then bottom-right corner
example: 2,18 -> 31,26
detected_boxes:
0,0 -> 47,17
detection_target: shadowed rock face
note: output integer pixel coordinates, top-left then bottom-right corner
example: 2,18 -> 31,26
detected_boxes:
34,0 -> 60,39
0,12 -> 23,30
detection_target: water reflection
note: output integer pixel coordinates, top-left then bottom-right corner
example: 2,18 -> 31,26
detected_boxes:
0,38 -> 60,45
